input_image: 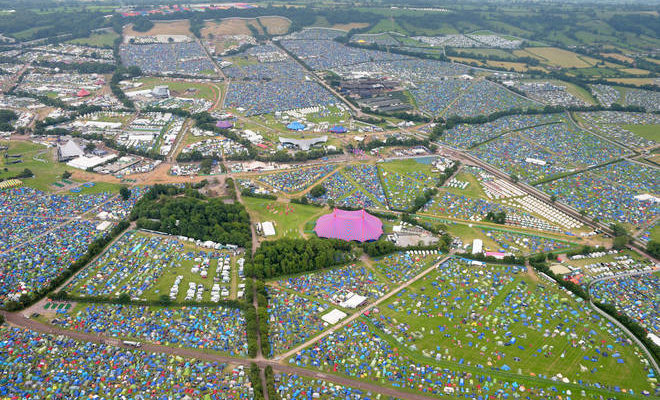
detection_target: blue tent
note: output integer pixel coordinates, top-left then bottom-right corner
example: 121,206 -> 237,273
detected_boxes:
330,125 -> 348,134
287,121 -> 306,131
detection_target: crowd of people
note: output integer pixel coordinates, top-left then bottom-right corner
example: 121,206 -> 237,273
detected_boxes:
539,160 -> 659,226
120,41 -> 215,75
51,303 -> 247,355
0,325 -> 252,399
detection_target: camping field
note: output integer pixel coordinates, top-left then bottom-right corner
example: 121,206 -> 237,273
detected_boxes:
360,258 -> 654,395
63,230 -> 240,302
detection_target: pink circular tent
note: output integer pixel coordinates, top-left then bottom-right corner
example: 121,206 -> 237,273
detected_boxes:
314,209 -> 383,242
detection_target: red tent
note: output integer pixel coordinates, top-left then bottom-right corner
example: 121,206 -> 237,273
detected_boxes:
76,89 -> 90,97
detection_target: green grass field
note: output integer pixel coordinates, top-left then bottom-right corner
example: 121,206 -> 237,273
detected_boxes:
0,140 -> 70,191
371,258 -> 654,394
378,159 -> 438,209
68,31 -> 119,48
242,197 -> 326,240
129,78 -> 220,102
620,124 -> 660,142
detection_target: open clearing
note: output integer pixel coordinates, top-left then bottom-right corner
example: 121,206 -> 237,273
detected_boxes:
0,140 -> 69,191
331,22 -> 370,31
519,47 -> 598,68
200,18 -> 261,37
601,52 -> 635,63
621,124 -> 660,142
68,31 -> 119,48
128,77 -> 220,103
485,60 -> 531,72
605,77 -> 659,85
242,197 -> 326,240
258,16 -> 291,35
124,20 -> 191,37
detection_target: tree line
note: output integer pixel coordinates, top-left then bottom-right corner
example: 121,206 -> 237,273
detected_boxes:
248,238 -> 354,279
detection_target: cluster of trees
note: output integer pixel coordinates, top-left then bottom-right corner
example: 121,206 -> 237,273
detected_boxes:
485,211 -> 507,224
110,66 -> 141,110
405,187 -> 438,214
248,363 -> 263,399
254,280 -> 270,357
33,60 -> 115,74
361,240 -> 443,258
528,253 -> 588,300
264,366 -> 280,400
131,16 -> 154,32
248,238 -> 354,279
359,135 -> 428,152
130,185 -> 252,248
189,15 -> 204,38
258,147 -> 343,163
241,189 -> 277,200
119,186 -> 131,201
610,223 -> 630,250
0,8 -> 107,42
225,177 -> 237,201
0,109 -> 17,131
647,241 -> 660,259
309,185 -> 326,198
0,168 -> 34,184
